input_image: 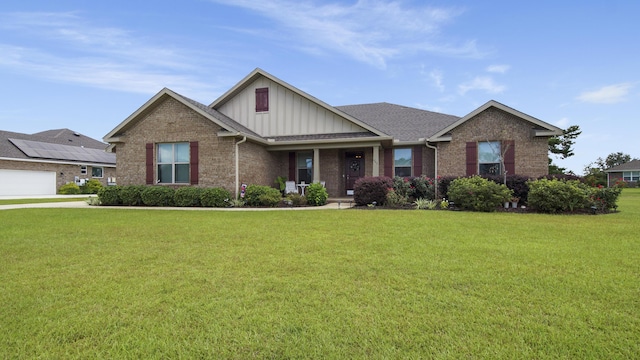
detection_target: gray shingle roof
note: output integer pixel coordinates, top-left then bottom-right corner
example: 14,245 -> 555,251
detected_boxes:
605,159 -> 640,172
0,129 -> 115,164
335,102 -> 460,142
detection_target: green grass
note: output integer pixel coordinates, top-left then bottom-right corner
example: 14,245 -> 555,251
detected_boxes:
1,189 -> 638,359
0,197 -> 89,205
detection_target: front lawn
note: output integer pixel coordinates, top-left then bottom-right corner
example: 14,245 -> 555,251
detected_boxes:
1,190 -> 638,359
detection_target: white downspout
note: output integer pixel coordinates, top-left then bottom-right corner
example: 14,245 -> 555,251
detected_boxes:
235,136 -> 247,199
426,142 -> 438,199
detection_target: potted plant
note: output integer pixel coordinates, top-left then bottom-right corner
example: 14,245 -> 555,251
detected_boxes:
511,197 -> 520,208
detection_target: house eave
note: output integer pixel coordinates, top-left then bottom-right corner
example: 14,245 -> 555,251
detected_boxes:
0,156 -> 116,168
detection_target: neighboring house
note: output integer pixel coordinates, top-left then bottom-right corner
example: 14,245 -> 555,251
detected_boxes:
0,129 -> 116,196
605,159 -> 640,187
104,68 -> 562,198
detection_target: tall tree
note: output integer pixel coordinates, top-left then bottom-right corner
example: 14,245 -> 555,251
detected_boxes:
548,125 -> 581,174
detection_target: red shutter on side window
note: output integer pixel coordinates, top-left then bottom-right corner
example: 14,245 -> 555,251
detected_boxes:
190,141 -> 199,185
413,145 -> 423,176
384,148 -> 393,177
503,140 -> 515,175
289,152 -> 296,181
256,88 -> 269,112
466,142 -> 477,176
146,143 -> 154,184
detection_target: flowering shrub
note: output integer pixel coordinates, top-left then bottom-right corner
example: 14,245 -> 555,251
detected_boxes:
410,176 -> 435,200
588,185 -> 622,212
447,176 -> 512,212
354,176 -> 393,206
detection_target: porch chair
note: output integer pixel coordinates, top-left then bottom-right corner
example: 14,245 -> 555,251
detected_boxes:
285,181 -> 298,194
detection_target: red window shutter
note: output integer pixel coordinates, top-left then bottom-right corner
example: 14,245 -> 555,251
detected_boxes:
503,140 -> 515,175
384,148 -> 393,177
413,145 -> 423,176
465,142 -> 477,176
145,143 -> 154,184
288,152 -> 296,180
256,87 -> 269,112
190,141 -> 199,185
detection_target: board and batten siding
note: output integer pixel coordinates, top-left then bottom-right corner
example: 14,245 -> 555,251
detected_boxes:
217,77 -> 367,137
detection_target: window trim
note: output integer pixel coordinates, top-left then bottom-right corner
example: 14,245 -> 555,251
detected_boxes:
296,151 -> 313,184
156,142 -> 190,184
393,148 -> 412,177
91,166 -> 104,178
623,171 -> 640,181
478,141 -> 502,176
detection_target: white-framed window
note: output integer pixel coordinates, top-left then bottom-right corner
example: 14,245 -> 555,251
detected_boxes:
623,171 -> 640,181
157,142 -> 190,184
91,167 -> 103,178
297,151 -> 313,184
478,141 -> 501,175
394,148 -> 412,177
80,165 -> 87,175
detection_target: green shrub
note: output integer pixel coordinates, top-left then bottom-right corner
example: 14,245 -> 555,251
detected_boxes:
386,189 -> 408,208
119,185 -> 146,206
588,186 -> 623,212
244,185 -> 281,207
354,176 -> 393,206
59,182 -> 81,195
306,183 -> 328,206
414,198 -> 437,210
98,186 -> 121,206
392,176 -> 412,198
174,187 -> 203,207
141,186 -> 176,207
447,176 -> 512,212
410,176 -> 435,200
80,179 -> 103,194
285,193 -> 307,206
200,187 -> 231,207
527,178 -> 590,213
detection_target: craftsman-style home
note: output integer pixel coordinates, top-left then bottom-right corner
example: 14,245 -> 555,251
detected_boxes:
104,68 -> 562,197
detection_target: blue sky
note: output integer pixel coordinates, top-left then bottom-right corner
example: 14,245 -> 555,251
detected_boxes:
1,0 -> 638,174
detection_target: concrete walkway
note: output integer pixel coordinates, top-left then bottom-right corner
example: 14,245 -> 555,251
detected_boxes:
0,196 -> 355,211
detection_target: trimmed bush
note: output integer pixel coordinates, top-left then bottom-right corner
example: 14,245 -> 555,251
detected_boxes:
244,185 -> 281,207
285,193 -> 307,206
59,182 -> 81,195
119,185 -> 146,206
80,179 -> 103,194
306,183 -> 328,206
354,176 -> 393,206
527,178 -> 590,213
485,174 -> 532,205
447,176 -> 512,212
141,186 -> 175,207
385,189 -> 408,208
97,186 -> 121,205
200,187 -> 231,207
174,187 -> 203,207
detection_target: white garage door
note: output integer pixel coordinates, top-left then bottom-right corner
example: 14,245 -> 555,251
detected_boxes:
0,169 -> 56,196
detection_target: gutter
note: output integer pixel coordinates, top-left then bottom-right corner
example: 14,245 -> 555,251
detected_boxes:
235,135 -> 247,198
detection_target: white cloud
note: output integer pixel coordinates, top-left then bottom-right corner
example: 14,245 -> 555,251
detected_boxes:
429,69 -> 445,92
0,12 -> 222,99
458,76 -> 506,95
577,83 -> 634,104
486,64 -> 510,74
210,0 -> 479,68
555,117 -> 570,128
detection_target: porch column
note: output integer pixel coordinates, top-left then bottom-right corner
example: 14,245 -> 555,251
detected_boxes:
372,145 -> 380,176
313,148 -> 320,182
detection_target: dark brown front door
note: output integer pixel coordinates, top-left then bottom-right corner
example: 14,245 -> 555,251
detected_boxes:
345,152 -> 364,195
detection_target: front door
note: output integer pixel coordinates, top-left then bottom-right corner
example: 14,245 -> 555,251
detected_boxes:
345,152 -> 364,195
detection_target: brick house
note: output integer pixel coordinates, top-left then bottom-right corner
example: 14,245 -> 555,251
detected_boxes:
0,129 -> 116,196
104,68 -> 562,197
605,160 -> 640,187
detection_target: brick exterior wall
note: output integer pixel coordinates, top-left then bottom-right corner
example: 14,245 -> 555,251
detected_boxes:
437,107 -> 550,178
238,140 -> 283,192
0,159 -> 115,191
